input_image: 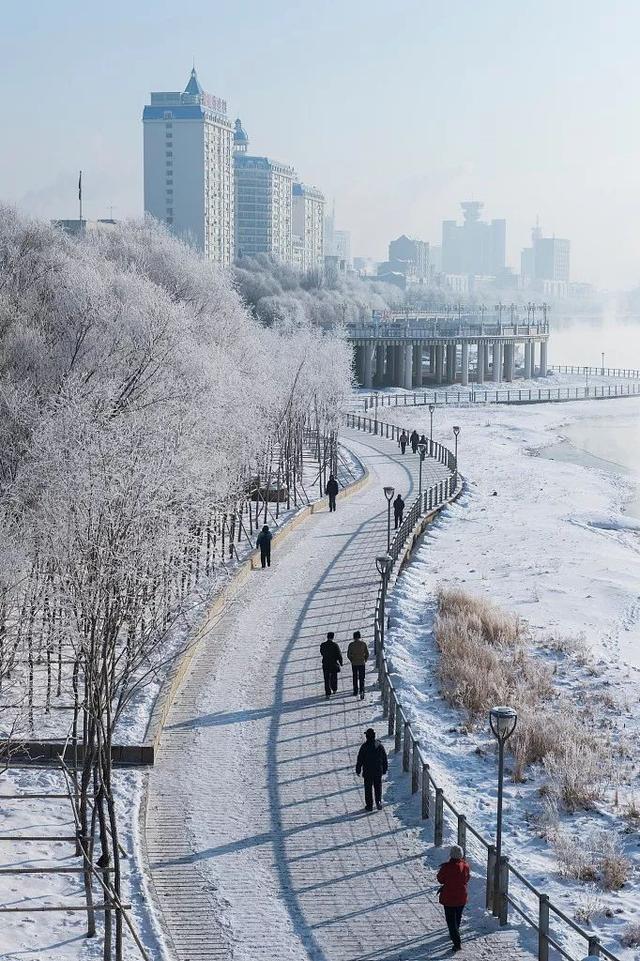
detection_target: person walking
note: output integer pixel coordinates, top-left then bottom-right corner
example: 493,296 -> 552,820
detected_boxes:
399,430 -> 408,454
319,631 -> 343,698
326,474 -> 339,512
419,432 -> 428,449
436,845 -> 470,952
347,630 -> 369,699
256,524 -> 272,568
355,728 -> 388,811
410,429 -> 419,454
393,493 -> 405,529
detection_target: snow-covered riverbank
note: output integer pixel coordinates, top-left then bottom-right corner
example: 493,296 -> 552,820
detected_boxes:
381,398 -> 640,958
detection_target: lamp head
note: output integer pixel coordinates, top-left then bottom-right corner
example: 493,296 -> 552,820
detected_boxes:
428,403 -> 435,414
453,426 -> 460,437
489,705 -> 517,743
418,442 -> 427,459
383,485 -> 395,502
375,553 -> 392,575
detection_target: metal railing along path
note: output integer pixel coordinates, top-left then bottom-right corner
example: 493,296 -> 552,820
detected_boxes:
357,381 -> 640,410
552,365 -> 640,380
346,413 -> 622,961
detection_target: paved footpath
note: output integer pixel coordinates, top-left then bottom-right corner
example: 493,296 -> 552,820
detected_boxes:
145,428 -> 535,961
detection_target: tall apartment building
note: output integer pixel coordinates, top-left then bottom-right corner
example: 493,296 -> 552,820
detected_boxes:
442,201 -> 506,277
388,235 -> 430,280
521,223 -> 570,288
233,119 -> 295,262
292,182 -> 325,272
143,69 -> 234,264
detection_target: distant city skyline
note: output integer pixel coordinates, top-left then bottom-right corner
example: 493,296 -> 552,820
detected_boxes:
1,1 -> 639,288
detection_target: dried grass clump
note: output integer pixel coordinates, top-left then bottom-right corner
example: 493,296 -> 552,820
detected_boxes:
435,588 -> 550,726
573,888 -> 608,924
434,588 -> 613,804
543,632 -> 587,657
544,744 -> 606,813
554,829 -> 631,890
620,922 -> 640,947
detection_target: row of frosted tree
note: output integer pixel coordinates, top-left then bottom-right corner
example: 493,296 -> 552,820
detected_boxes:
0,208 -> 352,958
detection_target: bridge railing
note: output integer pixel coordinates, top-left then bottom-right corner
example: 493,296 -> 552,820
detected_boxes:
356,381 -> 640,410
348,322 -> 550,340
551,364 -> 640,380
346,412 -> 622,961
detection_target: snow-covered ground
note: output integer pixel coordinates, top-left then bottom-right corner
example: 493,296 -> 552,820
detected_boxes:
380,397 -> 640,959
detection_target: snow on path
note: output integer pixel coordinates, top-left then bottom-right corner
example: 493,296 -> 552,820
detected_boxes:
144,430 -> 535,961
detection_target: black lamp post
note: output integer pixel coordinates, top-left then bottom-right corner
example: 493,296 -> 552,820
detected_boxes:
452,425 -> 460,475
418,442 -> 427,499
428,403 -> 435,452
489,706 -> 518,916
375,553 -> 392,656
383,486 -> 395,551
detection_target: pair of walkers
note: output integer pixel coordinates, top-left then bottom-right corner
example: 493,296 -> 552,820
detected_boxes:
320,631 -> 369,698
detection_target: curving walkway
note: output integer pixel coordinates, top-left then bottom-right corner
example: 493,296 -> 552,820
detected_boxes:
144,429 -> 535,961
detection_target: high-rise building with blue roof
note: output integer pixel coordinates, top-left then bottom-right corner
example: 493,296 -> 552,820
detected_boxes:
143,69 -> 234,265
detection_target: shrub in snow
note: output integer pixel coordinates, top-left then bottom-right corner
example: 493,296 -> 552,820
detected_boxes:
573,887 -> 608,924
620,921 -> 640,947
544,746 -> 606,813
554,829 -> 631,890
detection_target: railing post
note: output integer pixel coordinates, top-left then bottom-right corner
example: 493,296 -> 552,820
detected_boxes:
382,671 -> 389,717
411,743 -> 419,793
498,855 -> 509,925
402,721 -> 411,772
538,893 -> 550,961
587,936 -> 601,957
434,788 -> 444,846
388,688 -> 395,736
486,845 -> 496,911
421,763 -> 430,818
457,814 -> 467,853
394,705 -> 403,753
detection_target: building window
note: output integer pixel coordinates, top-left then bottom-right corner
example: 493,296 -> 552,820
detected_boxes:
166,150 -> 173,158
166,216 -> 173,225
163,112 -> 173,121
166,207 -> 173,216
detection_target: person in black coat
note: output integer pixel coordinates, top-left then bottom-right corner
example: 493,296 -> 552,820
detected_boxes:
319,631 -> 343,697
393,493 -> 405,529
410,429 -> 419,453
419,433 -> 428,450
355,728 -> 388,810
399,430 -> 408,454
326,474 -> 339,512
256,525 -> 272,568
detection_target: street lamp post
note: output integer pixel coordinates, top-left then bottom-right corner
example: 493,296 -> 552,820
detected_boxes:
428,403 -> 435,453
489,706 -> 518,918
452,426 -> 460,479
601,352 -> 605,376
375,553 -> 392,658
383,486 -> 395,552
418,442 -> 427,500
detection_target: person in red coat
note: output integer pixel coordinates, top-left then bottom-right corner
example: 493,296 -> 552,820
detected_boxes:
436,845 -> 470,952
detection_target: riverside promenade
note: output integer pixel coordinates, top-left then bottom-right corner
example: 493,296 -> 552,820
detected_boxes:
144,429 -> 535,961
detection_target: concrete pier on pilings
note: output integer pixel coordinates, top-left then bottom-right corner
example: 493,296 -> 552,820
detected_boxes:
349,309 -> 550,388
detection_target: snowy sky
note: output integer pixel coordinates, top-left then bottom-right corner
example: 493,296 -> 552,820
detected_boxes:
1,0 -> 639,289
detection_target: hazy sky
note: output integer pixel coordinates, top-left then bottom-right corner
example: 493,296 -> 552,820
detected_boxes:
1,1 -> 638,289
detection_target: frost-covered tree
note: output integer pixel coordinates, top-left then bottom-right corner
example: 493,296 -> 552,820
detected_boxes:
0,208 -> 352,958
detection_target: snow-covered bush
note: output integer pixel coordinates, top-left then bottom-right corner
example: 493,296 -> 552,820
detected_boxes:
620,921 -> 640,947
544,746 -> 608,813
554,829 -> 631,891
